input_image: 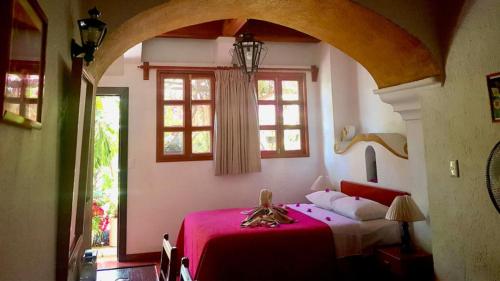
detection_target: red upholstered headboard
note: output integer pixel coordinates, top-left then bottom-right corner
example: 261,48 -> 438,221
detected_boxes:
340,180 -> 410,206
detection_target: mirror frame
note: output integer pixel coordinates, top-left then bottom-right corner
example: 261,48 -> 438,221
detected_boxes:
0,0 -> 47,129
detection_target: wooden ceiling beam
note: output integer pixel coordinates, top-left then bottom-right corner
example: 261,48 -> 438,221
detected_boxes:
158,20 -> 224,39
245,19 -> 319,43
222,18 -> 248,36
253,35 -> 319,43
157,19 -> 319,43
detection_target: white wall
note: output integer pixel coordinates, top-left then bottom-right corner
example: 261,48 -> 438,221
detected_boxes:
327,141 -> 411,189
357,64 -> 406,135
330,48 -> 361,141
316,43 -> 432,250
142,38 -> 216,64
100,40 -> 323,253
317,43 -> 409,188
318,43 -> 335,181
142,37 -> 319,67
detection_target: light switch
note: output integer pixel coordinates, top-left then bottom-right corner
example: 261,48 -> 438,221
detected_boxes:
449,160 -> 459,177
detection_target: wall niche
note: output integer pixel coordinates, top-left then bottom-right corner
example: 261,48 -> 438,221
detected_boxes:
365,145 -> 378,183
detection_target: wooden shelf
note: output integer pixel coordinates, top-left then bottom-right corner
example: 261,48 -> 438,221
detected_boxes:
334,133 -> 408,159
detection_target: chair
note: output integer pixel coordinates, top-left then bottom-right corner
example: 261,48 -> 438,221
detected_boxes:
159,234 -> 178,281
180,257 -> 193,281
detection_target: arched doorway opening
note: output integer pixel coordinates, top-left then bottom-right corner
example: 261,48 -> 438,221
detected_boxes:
87,0 -> 441,88
82,0 -> 442,273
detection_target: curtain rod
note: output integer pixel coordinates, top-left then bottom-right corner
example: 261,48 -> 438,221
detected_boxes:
137,62 -> 319,82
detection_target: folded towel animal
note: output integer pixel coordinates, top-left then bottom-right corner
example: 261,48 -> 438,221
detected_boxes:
241,189 -> 295,228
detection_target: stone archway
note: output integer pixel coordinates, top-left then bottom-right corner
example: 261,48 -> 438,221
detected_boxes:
88,0 -> 441,88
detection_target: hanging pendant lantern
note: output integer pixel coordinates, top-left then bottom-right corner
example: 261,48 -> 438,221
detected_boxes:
231,33 -> 266,75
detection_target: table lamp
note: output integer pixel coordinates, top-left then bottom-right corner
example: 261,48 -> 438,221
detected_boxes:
385,195 -> 425,253
310,175 -> 332,191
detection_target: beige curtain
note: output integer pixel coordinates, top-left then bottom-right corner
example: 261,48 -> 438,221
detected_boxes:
214,69 -> 261,175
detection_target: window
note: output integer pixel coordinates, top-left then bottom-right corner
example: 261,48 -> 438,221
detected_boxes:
157,71 -> 215,162
3,61 -> 42,122
256,72 -> 309,158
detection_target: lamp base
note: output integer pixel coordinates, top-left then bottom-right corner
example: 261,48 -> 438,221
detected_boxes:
400,221 -> 414,254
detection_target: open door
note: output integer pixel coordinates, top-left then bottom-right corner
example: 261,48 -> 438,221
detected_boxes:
56,58 -> 97,281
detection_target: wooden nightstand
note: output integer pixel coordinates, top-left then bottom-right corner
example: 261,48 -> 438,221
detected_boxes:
376,245 -> 434,281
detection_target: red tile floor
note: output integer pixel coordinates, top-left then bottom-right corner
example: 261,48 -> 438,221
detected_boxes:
96,265 -> 158,281
95,246 -> 160,281
97,260 -> 159,270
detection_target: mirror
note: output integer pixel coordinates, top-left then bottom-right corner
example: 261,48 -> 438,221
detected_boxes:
0,0 -> 47,128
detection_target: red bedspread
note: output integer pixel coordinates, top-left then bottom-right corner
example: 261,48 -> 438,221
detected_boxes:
176,207 -> 335,281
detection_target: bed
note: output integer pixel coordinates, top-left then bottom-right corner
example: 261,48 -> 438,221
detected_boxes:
176,181 -> 409,281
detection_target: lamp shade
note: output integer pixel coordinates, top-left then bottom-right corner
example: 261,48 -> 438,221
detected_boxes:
385,195 -> 425,222
310,175 -> 332,191
73,7 -> 107,63
78,7 -> 107,49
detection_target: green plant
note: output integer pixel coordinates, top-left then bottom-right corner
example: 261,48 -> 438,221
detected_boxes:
92,97 -> 120,246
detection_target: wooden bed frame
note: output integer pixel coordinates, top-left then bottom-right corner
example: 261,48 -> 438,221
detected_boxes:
340,180 -> 410,206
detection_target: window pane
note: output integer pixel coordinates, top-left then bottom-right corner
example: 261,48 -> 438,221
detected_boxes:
192,131 -> 211,154
191,79 -> 211,100
284,129 -> 301,150
192,105 -> 211,127
260,130 -> 276,151
164,105 -> 184,127
282,80 -> 299,101
164,78 -> 184,100
164,132 -> 184,154
25,75 -> 39,98
258,105 -> 276,125
6,74 -> 22,98
283,105 -> 300,125
4,102 -> 20,114
258,80 -> 275,100
26,104 -> 38,120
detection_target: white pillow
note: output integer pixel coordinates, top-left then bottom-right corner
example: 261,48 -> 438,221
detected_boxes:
331,196 -> 389,221
305,190 -> 347,210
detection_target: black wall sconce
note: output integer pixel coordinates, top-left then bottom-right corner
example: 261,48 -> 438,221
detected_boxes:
71,7 -> 107,64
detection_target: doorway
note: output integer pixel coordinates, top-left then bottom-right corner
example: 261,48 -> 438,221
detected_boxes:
92,87 -> 128,265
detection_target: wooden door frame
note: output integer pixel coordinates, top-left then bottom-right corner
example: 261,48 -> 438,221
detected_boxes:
96,87 -> 129,261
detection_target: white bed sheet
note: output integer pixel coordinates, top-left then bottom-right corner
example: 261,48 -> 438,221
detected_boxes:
287,203 -> 400,258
